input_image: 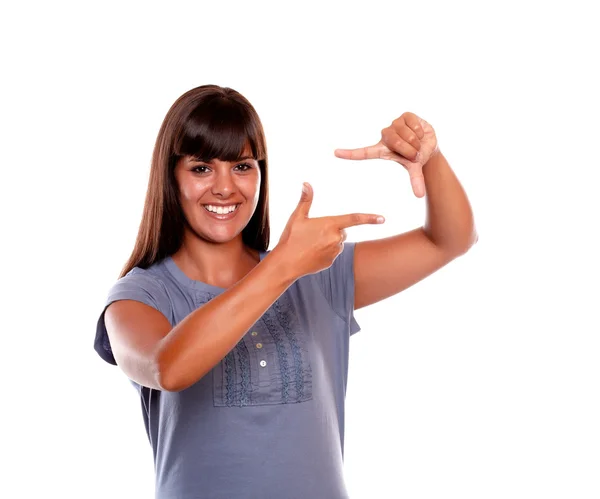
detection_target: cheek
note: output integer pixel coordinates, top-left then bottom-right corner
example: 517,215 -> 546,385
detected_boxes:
179,180 -> 208,203
242,173 -> 261,203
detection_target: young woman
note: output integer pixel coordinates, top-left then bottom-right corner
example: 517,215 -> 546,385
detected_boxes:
94,84 -> 476,499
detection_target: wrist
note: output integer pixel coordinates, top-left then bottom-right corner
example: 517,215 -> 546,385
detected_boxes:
263,246 -> 299,286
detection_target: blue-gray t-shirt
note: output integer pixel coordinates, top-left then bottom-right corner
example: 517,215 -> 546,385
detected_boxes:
94,243 -> 361,499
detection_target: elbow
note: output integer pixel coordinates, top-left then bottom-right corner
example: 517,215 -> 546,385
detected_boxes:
155,345 -> 185,393
466,229 -> 479,252
157,368 -> 183,393
444,230 -> 479,258
462,230 -> 479,251
424,223 -> 478,258
457,231 -> 478,256
156,357 -> 189,393
158,367 -> 197,393
159,367 -> 209,393
155,344 -> 209,393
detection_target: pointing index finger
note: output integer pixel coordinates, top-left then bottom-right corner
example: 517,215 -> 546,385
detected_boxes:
334,143 -> 383,161
329,213 -> 386,228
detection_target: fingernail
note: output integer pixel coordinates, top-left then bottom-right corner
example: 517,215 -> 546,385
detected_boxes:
302,183 -> 308,194
376,216 -> 385,223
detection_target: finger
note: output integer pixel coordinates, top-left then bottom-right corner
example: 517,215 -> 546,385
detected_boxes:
391,118 -> 421,152
382,128 -> 419,161
402,112 -> 425,139
294,182 -> 313,218
407,165 -> 426,198
328,213 -> 386,228
334,142 -> 385,161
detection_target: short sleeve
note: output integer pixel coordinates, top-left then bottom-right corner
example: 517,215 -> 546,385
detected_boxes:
94,269 -> 173,366
315,242 -> 361,335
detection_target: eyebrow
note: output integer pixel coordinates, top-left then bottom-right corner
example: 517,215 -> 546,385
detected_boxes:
190,155 -> 255,163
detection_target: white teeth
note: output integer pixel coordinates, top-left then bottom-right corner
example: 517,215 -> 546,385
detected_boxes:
204,204 -> 238,214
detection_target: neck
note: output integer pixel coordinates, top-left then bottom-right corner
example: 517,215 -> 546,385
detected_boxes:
171,233 -> 260,288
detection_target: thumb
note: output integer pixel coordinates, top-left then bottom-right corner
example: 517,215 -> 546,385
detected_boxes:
295,182 -> 313,218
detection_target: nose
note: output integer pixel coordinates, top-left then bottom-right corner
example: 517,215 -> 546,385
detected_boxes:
211,169 -> 235,198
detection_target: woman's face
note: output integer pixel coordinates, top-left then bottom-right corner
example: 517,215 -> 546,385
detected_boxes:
174,147 -> 261,245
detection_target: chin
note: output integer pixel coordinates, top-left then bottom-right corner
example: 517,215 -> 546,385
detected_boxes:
184,208 -> 253,244
190,224 -> 245,245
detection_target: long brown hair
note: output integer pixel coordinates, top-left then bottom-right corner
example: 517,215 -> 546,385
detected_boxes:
119,84 -> 270,278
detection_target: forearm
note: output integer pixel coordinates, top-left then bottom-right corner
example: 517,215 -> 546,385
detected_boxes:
157,249 -> 296,392
422,150 -> 477,254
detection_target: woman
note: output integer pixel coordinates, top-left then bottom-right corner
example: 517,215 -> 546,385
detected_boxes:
94,84 -> 477,498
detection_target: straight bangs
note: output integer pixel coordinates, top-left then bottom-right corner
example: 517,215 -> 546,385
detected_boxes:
174,97 -> 266,163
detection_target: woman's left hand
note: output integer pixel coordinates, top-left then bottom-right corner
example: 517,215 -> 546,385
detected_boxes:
334,112 -> 439,198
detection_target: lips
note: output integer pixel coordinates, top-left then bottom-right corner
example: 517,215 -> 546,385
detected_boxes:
203,204 -> 239,214
202,203 -> 240,220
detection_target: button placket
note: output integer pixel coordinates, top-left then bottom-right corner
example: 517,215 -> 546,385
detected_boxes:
249,330 -> 270,386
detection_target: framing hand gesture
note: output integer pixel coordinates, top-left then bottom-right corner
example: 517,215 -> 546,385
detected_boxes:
335,112 -> 439,198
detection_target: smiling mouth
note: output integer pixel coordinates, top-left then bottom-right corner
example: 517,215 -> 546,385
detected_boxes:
202,204 -> 241,217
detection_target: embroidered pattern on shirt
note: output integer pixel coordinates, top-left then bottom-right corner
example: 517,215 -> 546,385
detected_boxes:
258,292 -> 312,405
223,339 -> 252,406
274,299 -> 307,401
261,297 -> 311,403
261,306 -> 292,402
208,290 -> 313,407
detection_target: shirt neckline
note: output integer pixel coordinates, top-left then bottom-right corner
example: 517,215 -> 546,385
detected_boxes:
163,250 -> 269,292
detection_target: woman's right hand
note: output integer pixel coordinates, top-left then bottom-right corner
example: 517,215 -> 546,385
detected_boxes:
272,182 -> 385,280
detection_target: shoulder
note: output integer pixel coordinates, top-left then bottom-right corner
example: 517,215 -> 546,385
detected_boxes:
313,242 -> 357,289
311,242 -> 360,334
95,260 -> 174,365
122,263 -> 170,291
105,260 -> 176,328
106,263 -> 171,305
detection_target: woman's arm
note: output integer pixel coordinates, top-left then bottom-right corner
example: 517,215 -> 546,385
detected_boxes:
106,249 -> 296,393
334,112 -> 477,310
105,186 -> 383,392
353,150 -> 476,309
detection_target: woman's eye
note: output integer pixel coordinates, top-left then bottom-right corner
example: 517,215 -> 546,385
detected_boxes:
192,163 -> 252,174
235,162 -> 252,171
192,166 -> 210,174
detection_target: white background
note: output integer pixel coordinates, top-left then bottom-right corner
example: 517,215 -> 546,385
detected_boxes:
1,1 -> 598,498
